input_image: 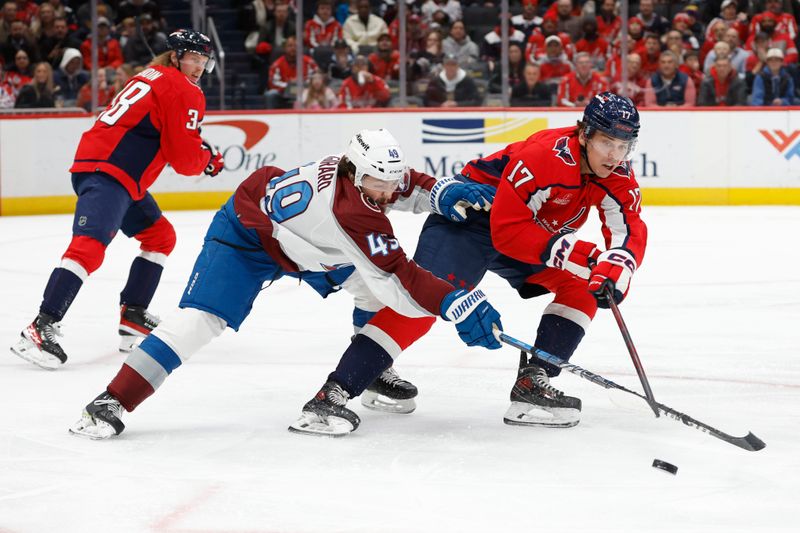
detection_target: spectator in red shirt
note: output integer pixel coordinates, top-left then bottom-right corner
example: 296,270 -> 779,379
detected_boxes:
304,0 -> 342,50
79,17 -> 123,69
0,60 -> 15,108
265,35 -> 318,109
596,0 -> 621,42
750,0 -> 797,41
557,51 -> 607,107
368,32 -> 399,80
575,17 -> 609,70
338,54 -> 390,108
670,14 -> 699,51
745,14 -> 798,64
637,33 -> 661,77
76,66 -> 116,111
538,34 -> 572,85
679,49 -> 704,93
627,16 -> 645,47
698,55 -> 746,106
526,15 -> 574,64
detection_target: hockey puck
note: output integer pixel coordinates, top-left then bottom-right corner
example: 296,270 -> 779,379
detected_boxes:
652,459 -> 678,475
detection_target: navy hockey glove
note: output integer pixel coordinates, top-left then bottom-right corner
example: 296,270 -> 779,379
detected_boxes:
202,140 -> 224,177
588,249 -> 637,308
543,233 -> 601,280
441,289 -> 503,349
430,177 -> 495,222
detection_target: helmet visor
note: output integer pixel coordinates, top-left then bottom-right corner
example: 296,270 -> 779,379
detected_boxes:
361,167 -> 410,194
588,135 -> 637,162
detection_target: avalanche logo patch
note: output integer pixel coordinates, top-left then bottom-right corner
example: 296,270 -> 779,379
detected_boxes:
759,129 -> 800,161
422,118 -> 547,144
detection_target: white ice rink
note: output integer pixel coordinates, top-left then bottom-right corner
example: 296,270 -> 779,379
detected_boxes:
1,206 -> 798,532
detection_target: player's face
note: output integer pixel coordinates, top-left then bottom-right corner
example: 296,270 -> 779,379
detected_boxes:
584,132 -> 633,177
178,51 -> 208,85
360,175 -> 395,205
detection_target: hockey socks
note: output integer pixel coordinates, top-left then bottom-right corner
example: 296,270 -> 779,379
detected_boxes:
120,256 -> 165,307
533,314 -> 586,377
329,334 -> 394,398
40,267 -> 84,321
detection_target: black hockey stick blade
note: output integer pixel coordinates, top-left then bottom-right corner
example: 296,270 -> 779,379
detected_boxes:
499,332 -> 766,452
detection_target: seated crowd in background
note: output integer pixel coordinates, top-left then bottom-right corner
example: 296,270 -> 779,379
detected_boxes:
2,0 -> 799,111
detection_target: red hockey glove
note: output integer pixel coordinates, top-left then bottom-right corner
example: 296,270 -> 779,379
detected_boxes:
588,249 -> 637,308
202,140 -> 224,177
542,233 -> 601,280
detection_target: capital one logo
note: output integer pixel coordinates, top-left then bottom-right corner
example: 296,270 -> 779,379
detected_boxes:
759,129 -> 800,161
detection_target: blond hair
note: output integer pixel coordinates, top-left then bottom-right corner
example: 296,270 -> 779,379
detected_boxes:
148,51 -> 176,68
31,62 -> 55,99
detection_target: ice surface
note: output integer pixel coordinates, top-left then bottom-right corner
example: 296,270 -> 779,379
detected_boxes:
1,206 -> 798,532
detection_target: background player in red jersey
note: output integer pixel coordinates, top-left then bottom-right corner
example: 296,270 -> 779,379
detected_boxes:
10,29 -> 225,370
325,92 -> 646,430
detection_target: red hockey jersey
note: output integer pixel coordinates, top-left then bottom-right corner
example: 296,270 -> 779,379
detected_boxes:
461,126 -> 647,267
70,65 -> 209,200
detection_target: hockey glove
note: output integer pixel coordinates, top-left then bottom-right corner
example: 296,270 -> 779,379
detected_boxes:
441,288 -> 503,349
202,140 -> 224,177
588,249 -> 637,308
430,177 -> 495,222
543,233 -> 601,280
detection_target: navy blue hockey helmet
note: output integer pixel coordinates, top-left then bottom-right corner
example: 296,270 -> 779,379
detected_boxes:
167,29 -> 215,73
582,92 -> 640,142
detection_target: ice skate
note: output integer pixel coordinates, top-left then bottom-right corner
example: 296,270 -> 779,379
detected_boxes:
118,305 -> 160,352
503,360 -> 582,428
69,391 -> 126,439
289,380 -> 361,437
361,366 -> 418,414
10,312 -> 67,370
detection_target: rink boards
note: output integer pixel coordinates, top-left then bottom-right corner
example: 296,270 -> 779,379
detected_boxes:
1,107 -> 799,215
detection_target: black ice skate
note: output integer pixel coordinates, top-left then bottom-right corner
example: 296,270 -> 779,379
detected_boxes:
361,366 -> 418,414
503,358 -> 582,428
69,391 -> 126,440
10,312 -> 67,370
289,380 -> 361,437
118,305 -> 160,353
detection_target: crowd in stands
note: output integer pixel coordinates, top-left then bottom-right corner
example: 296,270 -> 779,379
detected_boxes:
246,0 -> 800,108
1,1 -> 799,110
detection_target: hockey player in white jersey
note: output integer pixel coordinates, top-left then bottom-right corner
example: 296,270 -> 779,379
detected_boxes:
70,129 -> 503,439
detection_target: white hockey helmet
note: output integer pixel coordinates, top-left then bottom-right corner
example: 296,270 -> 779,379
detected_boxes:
346,129 -> 410,193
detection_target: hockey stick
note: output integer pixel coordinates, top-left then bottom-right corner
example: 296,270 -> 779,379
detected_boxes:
604,286 -> 660,418
499,332 -> 766,452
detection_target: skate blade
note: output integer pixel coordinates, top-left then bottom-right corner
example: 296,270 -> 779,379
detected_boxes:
118,334 -> 142,353
360,390 -> 416,414
503,401 -> 580,428
288,412 -> 355,437
68,413 -> 118,440
10,338 -> 63,370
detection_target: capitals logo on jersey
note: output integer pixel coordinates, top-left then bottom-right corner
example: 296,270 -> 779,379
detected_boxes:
553,137 -> 576,166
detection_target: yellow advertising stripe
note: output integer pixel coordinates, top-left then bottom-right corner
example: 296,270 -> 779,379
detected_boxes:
1,191 -> 234,216
642,188 -> 800,205
484,118 -> 548,144
4,188 -> 800,216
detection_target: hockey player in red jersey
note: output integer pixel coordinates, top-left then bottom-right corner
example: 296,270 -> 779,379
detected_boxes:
326,92 -> 646,430
10,29 -> 225,370
69,129 -> 502,439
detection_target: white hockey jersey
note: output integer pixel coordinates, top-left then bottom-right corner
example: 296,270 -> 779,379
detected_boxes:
232,156 -> 455,318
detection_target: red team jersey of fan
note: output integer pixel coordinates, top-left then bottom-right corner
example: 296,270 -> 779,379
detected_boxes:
70,65 -> 210,200
461,126 -> 647,268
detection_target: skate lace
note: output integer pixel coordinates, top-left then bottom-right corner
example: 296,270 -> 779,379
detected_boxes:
326,383 -> 350,407
41,321 -> 64,343
94,397 -> 125,419
380,367 -> 405,386
533,367 -> 563,398
142,310 -> 160,328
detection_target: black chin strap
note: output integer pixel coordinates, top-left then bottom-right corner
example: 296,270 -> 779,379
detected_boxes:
580,143 -> 599,177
